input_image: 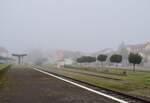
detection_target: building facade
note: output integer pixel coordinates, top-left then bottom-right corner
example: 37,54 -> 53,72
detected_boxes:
126,42 -> 150,66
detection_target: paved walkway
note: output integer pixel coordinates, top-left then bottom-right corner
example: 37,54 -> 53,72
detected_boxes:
0,65 -> 117,103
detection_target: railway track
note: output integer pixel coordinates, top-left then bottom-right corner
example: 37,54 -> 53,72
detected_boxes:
60,69 -> 121,80
34,66 -> 150,103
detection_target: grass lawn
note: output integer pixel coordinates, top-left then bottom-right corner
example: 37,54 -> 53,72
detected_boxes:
0,64 -> 10,88
0,64 -> 9,70
46,64 -> 150,98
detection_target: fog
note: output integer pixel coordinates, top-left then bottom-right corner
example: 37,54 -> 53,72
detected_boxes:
0,0 -> 150,53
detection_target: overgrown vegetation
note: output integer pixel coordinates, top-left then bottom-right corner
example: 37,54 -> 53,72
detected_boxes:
0,64 -> 10,88
0,64 -> 10,72
48,64 -> 150,98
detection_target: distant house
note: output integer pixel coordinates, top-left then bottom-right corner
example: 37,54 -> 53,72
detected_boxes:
0,57 -> 7,64
0,47 -> 9,64
126,42 -> 150,66
64,58 -> 74,65
56,58 -> 74,68
126,42 -> 150,53
51,50 -> 83,62
57,61 -> 65,68
0,47 -> 8,57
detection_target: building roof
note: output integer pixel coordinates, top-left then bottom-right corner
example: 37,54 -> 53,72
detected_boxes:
0,47 -> 9,58
127,42 -> 150,50
0,47 -> 8,54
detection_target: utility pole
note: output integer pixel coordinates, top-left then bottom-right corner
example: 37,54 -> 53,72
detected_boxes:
12,54 -> 27,64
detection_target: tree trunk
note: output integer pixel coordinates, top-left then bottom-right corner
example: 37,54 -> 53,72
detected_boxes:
133,64 -> 135,71
116,63 -> 118,68
101,62 -> 103,69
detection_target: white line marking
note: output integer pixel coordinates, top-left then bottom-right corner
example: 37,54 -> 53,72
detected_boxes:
32,67 -> 128,103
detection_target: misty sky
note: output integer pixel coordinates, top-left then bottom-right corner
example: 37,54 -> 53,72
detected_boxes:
0,0 -> 150,53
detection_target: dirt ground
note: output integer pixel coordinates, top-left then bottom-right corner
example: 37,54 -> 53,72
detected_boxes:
0,65 -> 117,103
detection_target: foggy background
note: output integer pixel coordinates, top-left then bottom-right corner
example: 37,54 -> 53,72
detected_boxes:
0,0 -> 150,53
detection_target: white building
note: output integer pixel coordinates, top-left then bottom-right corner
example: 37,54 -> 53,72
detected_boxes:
64,58 -> 74,65
0,47 -> 8,57
56,58 -> 74,68
0,47 -> 9,64
126,42 -> 150,66
126,42 -> 150,53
